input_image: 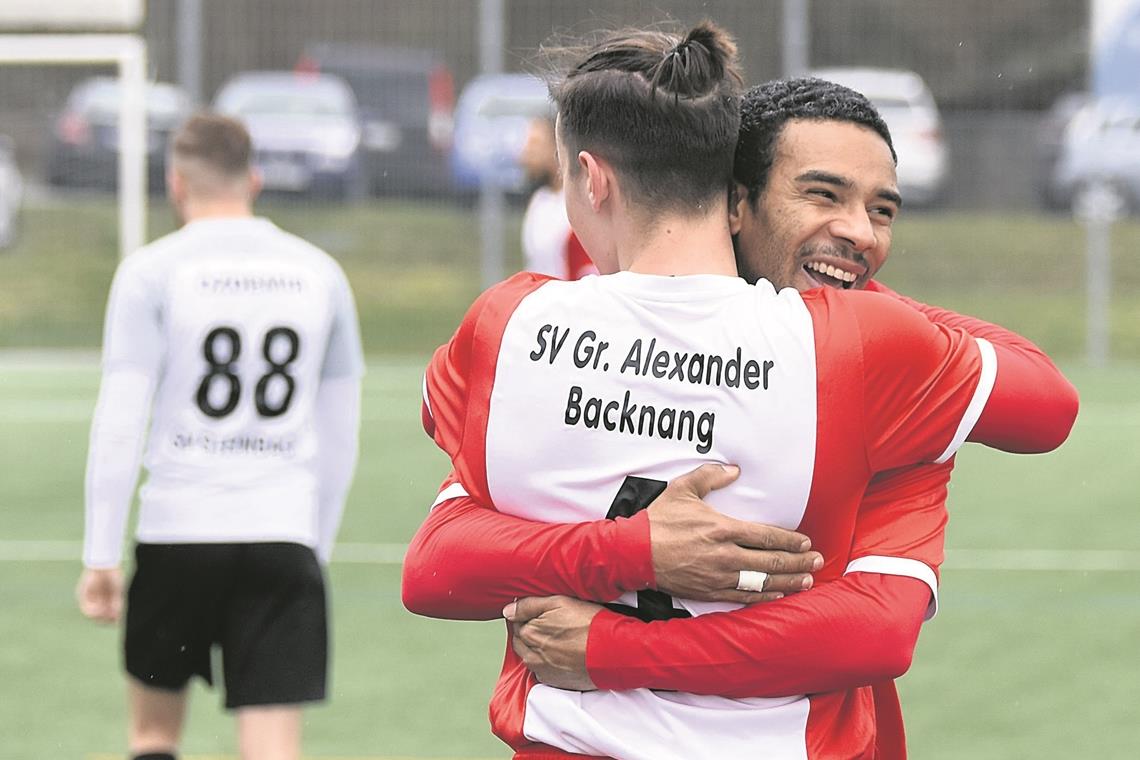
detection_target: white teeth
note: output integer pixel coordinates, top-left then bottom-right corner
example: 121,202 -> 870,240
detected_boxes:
806,261 -> 858,283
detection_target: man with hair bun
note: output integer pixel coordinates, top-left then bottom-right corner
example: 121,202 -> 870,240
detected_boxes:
77,112 -> 364,760
407,23 -> 1076,760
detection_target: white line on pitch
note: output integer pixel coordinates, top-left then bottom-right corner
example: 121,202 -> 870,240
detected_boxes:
944,548 -> 1140,572
0,400 -> 416,423
4,541 -> 1140,571
0,541 -> 409,564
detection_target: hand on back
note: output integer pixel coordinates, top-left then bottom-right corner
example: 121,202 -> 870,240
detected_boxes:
648,464 -> 823,604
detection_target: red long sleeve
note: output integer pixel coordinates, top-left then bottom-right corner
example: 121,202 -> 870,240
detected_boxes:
401,494 -> 655,620
587,572 -> 930,698
866,280 -> 1078,453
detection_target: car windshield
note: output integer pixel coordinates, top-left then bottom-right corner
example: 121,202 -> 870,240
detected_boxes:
334,69 -> 428,120
218,80 -> 353,118
78,80 -> 189,119
476,95 -> 551,119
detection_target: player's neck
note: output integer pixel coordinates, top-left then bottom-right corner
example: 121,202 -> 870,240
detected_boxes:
180,199 -> 255,223
621,208 -> 737,277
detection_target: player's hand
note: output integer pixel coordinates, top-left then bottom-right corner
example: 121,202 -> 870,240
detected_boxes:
76,567 -> 124,624
647,464 -> 823,604
505,595 -> 600,691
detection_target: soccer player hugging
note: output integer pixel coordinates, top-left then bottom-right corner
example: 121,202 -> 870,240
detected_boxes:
529,322 -> 775,454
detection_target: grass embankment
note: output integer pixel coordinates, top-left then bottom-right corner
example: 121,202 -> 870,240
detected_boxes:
2,199 -> 1138,359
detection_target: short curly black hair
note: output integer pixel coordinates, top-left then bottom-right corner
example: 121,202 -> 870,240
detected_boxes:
734,77 -> 896,205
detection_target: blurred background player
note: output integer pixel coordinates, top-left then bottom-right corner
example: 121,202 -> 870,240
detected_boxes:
518,112 -> 596,280
75,113 -> 364,760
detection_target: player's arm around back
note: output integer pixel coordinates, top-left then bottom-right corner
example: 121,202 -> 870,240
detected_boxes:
403,463 -> 820,619
840,290 -> 1076,473
864,280 -> 1078,453
78,253 -> 162,623
556,467 -> 948,698
402,479 -> 655,620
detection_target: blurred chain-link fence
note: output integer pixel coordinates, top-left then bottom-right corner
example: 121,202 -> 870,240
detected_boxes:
0,0 -> 1091,207
4,0 -> 1139,360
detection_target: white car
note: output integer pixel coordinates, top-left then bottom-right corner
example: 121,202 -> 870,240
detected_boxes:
214,71 -> 366,200
0,135 -> 23,249
811,67 -> 949,206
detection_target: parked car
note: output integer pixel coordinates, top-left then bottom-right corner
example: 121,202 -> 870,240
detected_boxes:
46,76 -> 192,191
297,44 -> 455,197
810,67 -> 949,206
214,71 -> 366,200
451,73 -> 551,196
0,135 -> 23,249
1050,97 -> 1140,216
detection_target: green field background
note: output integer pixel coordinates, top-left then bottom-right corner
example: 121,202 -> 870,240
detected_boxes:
1,200 -> 1138,757
3,199 -> 1140,359
0,358 -> 1137,759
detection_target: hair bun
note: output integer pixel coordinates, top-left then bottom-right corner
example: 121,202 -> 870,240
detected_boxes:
652,21 -> 739,98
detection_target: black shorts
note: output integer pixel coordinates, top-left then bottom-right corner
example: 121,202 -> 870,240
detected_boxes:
125,542 -> 327,709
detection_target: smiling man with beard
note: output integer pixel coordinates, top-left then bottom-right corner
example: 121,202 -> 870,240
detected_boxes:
730,87 -> 901,292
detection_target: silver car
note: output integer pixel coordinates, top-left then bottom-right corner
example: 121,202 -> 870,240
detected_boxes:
0,135 -> 23,249
214,71 -> 366,200
811,67 -> 949,207
1050,97 -> 1140,216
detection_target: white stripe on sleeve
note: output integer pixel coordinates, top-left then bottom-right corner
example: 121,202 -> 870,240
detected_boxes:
430,482 -> 469,510
421,373 -> 433,421
845,555 -> 940,621
934,337 -> 997,464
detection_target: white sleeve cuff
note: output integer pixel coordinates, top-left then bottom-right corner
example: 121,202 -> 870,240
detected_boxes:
430,482 -> 469,510
934,337 -> 997,463
845,555 -> 940,621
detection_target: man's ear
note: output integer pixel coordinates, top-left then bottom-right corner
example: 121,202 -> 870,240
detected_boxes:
728,182 -> 749,235
578,150 -> 611,211
166,167 -> 183,203
246,167 -> 263,203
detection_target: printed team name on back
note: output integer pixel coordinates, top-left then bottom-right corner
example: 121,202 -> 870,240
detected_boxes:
528,323 -> 776,455
198,272 -> 307,295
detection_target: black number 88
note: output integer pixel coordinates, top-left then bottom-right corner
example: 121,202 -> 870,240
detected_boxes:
195,325 -> 300,419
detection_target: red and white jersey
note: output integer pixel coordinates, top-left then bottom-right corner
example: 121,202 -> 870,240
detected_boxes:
97,217 -> 363,550
521,186 -> 597,281
423,271 -> 996,760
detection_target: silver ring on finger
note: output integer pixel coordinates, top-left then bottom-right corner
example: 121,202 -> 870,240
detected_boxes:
736,570 -> 768,592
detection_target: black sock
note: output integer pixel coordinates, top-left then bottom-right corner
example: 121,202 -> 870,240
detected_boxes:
132,754 -> 176,760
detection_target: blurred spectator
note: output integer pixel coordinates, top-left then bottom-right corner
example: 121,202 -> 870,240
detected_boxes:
518,115 -> 596,280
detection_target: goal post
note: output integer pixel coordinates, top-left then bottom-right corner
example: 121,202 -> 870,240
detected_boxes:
0,0 -> 144,30
0,0 -> 147,259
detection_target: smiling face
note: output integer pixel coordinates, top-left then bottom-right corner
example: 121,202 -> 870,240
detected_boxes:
732,118 -> 901,292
